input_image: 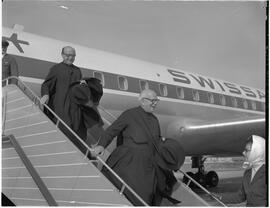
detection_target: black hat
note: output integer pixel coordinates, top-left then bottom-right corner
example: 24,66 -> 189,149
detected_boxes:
2,40 -> 9,48
159,138 -> 185,171
84,78 -> 103,95
83,77 -> 103,104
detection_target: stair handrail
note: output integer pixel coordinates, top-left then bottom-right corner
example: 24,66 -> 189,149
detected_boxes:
3,134 -> 58,206
177,169 -> 227,206
2,90 -> 7,134
2,76 -> 148,206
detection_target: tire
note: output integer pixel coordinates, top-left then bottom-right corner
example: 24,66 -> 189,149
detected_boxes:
206,171 -> 219,187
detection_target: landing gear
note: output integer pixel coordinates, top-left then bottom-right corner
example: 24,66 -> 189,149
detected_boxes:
183,156 -> 219,188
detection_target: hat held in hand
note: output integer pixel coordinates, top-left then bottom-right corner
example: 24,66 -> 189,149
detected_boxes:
159,138 -> 185,171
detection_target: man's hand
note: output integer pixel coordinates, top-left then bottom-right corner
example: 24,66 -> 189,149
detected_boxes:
91,145 -> 105,157
40,95 -> 49,105
173,170 -> 182,181
40,95 -> 49,110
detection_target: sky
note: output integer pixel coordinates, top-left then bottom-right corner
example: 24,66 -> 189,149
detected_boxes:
2,1 -> 267,90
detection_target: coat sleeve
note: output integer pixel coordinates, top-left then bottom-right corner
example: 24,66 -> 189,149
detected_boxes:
98,110 -> 129,148
221,178 -> 246,204
41,66 -> 57,97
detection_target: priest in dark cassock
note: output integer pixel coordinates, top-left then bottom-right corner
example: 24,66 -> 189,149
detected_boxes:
92,89 -> 185,206
63,77 -> 104,154
40,46 -> 82,121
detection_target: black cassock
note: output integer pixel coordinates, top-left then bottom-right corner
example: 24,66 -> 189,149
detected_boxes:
41,62 -> 82,121
99,106 -> 162,205
63,82 -> 103,153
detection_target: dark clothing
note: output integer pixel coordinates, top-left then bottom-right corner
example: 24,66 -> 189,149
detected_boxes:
41,62 -> 81,121
64,82 -> 103,140
99,106 -> 162,205
63,81 -> 103,154
2,54 -> 18,84
221,164 -> 266,206
153,168 -> 179,206
152,138 -> 185,206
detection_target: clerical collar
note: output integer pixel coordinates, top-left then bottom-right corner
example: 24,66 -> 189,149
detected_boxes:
62,62 -> 74,67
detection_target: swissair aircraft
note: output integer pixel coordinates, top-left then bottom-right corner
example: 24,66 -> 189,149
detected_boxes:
2,26 -> 265,187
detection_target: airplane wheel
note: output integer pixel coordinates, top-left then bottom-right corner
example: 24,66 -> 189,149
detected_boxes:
183,172 -> 195,187
206,171 -> 219,187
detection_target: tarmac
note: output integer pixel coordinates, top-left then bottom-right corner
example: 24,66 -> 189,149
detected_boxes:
181,157 -> 245,206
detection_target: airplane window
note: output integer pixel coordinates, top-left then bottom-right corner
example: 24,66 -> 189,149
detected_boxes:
93,71 -> 105,87
139,80 -> 149,91
207,92 -> 214,104
192,90 -> 200,101
219,94 -> 226,106
261,102 -> 265,111
231,97 -> 238,107
118,76 -> 128,91
159,84 -> 168,97
243,99 -> 248,109
176,87 -> 185,99
251,101 -> 256,110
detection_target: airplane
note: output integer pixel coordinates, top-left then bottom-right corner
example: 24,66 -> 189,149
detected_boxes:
2,25 -> 265,188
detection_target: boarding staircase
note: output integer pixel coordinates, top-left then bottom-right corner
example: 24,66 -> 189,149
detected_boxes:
2,77 -> 226,206
2,77 -> 145,206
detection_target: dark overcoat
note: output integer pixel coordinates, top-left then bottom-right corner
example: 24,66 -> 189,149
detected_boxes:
64,82 -> 103,140
221,164 -> 266,206
99,106 -> 162,206
41,62 -> 82,121
63,81 -> 103,154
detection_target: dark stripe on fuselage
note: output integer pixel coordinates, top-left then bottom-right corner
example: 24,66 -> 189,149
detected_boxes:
14,55 -> 265,113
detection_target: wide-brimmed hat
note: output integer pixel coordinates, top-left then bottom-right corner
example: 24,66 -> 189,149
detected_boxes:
83,78 -> 103,96
79,77 -> 103,104
159,138 -> 185,171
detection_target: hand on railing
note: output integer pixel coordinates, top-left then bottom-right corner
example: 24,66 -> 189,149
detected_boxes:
173,170 -> 182,182
91,145 -> 105,157
40,95 -> 49,110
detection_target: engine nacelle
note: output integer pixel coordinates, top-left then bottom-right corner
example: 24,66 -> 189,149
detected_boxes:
165,116 -> 265,156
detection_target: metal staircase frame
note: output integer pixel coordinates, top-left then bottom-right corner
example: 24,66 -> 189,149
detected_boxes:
2,134 -> 58,206
2,76 -> 148,206
176,170 -> 226,206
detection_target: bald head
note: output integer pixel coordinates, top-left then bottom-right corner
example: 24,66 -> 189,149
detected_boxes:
61,46 -> 76,65
139,89 -> 157,100
139,89 -> 159,113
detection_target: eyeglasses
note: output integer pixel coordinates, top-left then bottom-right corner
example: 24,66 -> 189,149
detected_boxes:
63,53 -> 76,57
143,97 -> 160,104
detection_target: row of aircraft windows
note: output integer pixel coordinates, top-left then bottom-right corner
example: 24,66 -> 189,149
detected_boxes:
93,71 -> 264,111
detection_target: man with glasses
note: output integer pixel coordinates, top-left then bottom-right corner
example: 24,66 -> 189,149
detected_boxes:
92,89 -> 164,205
40,46 -> 82,121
